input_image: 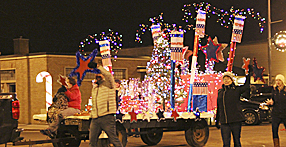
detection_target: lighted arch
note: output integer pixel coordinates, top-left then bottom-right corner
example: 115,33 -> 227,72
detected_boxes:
36,71 -> 53,112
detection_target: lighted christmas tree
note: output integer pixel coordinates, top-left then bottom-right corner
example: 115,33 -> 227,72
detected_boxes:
143,34 -> 188,112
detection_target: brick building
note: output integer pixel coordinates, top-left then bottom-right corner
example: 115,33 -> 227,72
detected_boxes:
1,37 -> 151,124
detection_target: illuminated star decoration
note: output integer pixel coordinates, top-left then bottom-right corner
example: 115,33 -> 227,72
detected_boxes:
213,36 -> 228,62
128,107 -> 138,123
142,110 -> 153,122
116,110 -> 124,123
156,108 -> 165,122
242,57 -> 250,75
69,49 -> 100,86
200,36 -> 221,62
57,74 -> 67,86
171,108 -> 180,122
252,57 -> 265,83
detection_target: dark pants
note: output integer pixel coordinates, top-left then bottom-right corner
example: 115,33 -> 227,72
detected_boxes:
220,122 -> 242,147
89,114 -> 123,147
272,116 -> 286,139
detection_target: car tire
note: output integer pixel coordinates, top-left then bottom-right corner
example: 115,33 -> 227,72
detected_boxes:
244,110 -> 259,125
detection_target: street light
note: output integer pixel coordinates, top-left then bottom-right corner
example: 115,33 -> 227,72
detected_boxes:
273,31 -> 286,52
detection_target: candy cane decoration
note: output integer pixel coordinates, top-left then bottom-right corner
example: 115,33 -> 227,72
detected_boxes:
36,71 -> 53,112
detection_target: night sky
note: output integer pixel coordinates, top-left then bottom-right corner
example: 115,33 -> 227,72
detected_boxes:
0,0 -> 285,55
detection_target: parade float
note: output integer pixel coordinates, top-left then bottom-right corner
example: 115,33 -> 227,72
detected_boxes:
29,2 -> 267,147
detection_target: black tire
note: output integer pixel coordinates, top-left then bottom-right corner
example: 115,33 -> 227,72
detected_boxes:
52,138 -> 81,147
52,130 -> 81,147
244,110 -> 259,125
140,128 -> 163,146
185,119 -> 209,147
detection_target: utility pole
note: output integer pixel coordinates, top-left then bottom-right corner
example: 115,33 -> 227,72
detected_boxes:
268,0 -> 283,85
268,0 -> 271,85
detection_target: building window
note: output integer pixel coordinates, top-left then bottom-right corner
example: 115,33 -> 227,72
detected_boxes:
65,68 -> 96,80
113,69 -> 126,79
0,70 -> 15,81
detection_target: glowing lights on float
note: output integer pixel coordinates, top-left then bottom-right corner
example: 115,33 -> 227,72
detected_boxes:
79,29 -> 123,61
182,2 -> 266,33
135,13 -> 193,44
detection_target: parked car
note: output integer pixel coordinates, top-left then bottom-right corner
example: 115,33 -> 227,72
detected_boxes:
240,85 -> 272,125
0,93 -> 23,144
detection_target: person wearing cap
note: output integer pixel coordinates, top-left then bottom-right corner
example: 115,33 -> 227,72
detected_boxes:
87,61 -> 123,147
266,74 -> 286,147
215,71 -> 250,147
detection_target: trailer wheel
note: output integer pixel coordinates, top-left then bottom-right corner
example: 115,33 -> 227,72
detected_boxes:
52,131 -> 81,147
140,128 -> 163,145
185,119 -> 209,147
52,137 -> 81,147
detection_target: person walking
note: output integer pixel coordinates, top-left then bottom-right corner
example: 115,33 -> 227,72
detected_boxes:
216,71 -> 250,147
266,74 -> 286,147
88,62 -> 123,147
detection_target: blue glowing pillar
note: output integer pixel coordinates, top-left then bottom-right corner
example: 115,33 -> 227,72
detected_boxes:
170,60 -> 176,109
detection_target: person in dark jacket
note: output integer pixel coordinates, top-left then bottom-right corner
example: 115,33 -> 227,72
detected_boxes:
266,74 -> 286,147
216,71 -> 250,147
115,79 -> 122,110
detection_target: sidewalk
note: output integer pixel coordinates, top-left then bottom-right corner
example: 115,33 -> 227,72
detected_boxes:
18,124 -> 48,131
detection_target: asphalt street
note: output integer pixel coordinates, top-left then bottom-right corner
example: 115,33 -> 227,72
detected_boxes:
1,123 -> 286,147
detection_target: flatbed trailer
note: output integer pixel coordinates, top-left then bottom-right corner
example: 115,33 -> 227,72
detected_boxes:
27,112 -> 213,147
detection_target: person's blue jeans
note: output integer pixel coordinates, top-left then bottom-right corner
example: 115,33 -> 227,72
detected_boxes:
220,122 -> 242,147
89,114 -> 123,147
272,116 -> 286,139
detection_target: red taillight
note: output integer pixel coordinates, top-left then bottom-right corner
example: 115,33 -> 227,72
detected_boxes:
12,100 -> 20,119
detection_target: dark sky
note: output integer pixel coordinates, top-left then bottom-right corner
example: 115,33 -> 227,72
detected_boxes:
0,0 -> 285,55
